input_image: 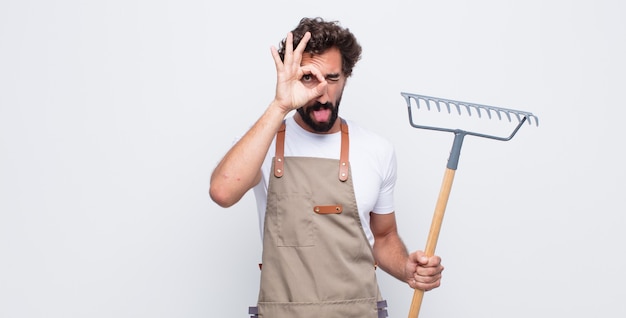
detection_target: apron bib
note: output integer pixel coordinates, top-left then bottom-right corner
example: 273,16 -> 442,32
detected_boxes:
250,120 -> 388,318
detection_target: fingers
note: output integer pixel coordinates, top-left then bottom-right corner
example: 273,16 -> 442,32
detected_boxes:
408,251 -> 444,291
280,31 -> 311,67
293,31 -> 311,60
411,263 -> 443,291
271,31 -> 314,81
413,251 -> 442,267
300,65 -> 328,93
414,261 -> 443,278
270,32 -> 294,72
410,273 -> 442,291
269,31 -> 320,111
270,46 -> 283,71
282,32 -> 294,65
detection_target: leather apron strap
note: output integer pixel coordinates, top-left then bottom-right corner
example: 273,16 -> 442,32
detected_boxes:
274,119 -> 350,182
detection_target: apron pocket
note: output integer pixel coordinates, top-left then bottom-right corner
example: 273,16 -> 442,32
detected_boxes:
275,192 -> 316,247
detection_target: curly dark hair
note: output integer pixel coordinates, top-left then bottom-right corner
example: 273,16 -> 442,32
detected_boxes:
278,17 -> 362,78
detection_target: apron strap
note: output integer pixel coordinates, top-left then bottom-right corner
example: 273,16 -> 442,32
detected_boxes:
338,118 -> 349,182
274,118 -> 350,182
377,300 -> 389,318
248,306 -> 258,318
273,121 -> 286,178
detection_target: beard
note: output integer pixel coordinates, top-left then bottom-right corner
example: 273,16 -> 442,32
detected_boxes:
297,100 -> 340,133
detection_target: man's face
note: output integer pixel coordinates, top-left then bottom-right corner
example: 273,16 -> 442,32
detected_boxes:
296,47 -> 346,133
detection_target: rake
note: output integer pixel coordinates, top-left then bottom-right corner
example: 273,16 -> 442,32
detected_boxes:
400,92 -> 539,318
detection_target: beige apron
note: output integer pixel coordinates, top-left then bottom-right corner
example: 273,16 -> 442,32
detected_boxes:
249,119 -> 388,318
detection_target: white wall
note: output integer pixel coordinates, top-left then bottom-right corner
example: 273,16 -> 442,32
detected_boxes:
1,0 -> 624,317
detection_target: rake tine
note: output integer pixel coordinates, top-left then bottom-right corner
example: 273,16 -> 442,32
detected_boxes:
494,109 -> 503,121
462,103 -> 472,117
504,110 -> 512,122
444,101 -> 452,114
530,115 -> 539,126
468,103 -> 478,117
473,104 -> 483,118
454,102 -> 462,115
485,108 -> 493,120
435,100 -> 442,112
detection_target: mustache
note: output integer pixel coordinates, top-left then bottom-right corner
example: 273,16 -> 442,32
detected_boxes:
310,101 -> 334,111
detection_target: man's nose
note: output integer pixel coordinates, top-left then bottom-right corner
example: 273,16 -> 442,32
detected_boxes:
316,89 -> 330,104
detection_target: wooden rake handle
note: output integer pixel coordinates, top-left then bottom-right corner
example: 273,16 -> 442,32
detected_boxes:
408,168 -> 456,318
408,132 -> 465,318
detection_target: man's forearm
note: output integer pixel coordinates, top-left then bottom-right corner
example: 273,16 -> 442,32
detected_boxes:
373,231 -> 410,283
209,102 -> 287,207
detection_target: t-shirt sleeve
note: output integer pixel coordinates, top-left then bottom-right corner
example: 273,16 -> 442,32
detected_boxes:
371,146 -> 397,214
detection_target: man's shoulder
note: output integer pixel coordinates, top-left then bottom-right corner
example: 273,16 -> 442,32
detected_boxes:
345,119 -> 394,150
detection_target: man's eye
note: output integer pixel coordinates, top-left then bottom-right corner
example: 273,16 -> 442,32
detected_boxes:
302,74 -> 313,82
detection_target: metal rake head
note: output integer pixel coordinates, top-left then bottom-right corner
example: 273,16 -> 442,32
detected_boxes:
401,92 -> 539,141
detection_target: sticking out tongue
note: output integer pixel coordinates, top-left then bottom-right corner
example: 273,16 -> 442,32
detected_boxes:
313,108 -> 331,122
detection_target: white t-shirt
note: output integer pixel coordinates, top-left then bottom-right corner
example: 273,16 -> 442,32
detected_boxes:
252,116 -> 397,246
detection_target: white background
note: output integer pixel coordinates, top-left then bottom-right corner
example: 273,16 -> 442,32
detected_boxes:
1,0 -> 624,317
